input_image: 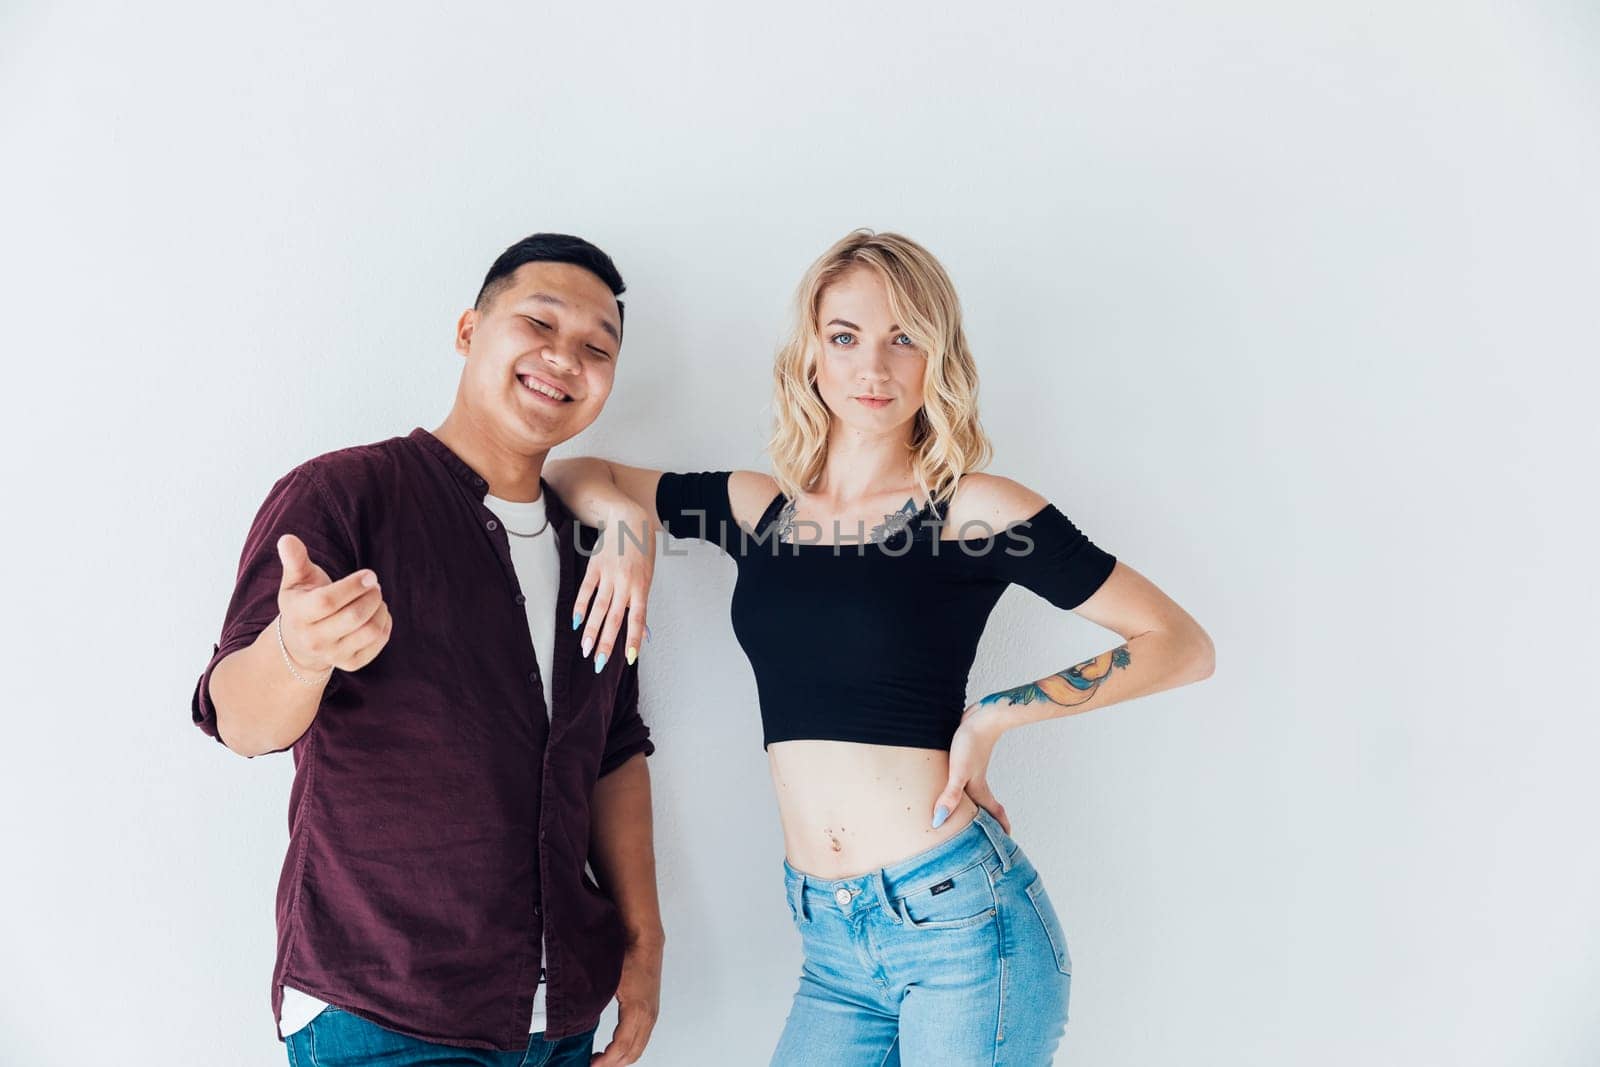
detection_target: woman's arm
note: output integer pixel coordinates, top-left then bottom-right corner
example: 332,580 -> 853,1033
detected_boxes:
932,474 -> 1216,830
545,457 -> 665,672
545,457 -> 664,529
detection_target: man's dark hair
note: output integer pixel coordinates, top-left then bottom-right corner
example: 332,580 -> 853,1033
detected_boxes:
474,233 -> 626,329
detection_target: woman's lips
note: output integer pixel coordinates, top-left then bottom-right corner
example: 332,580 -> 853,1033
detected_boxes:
855,395 -> 892,409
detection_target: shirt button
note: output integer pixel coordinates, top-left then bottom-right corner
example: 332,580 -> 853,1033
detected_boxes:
528,671 -> 539,684
514,593 -> 526,605
486,519 -> 498,531
834,887 -> 852,907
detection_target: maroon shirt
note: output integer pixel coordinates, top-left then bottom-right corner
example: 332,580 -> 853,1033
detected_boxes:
190,427 -> 653,1050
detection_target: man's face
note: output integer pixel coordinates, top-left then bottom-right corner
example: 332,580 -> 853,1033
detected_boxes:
453,260 -> 623,453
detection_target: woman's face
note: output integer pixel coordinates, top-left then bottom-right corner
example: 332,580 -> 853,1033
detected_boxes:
812,266 -> 927,436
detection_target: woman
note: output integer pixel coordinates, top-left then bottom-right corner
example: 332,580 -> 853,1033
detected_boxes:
547,230 -> 1214,1065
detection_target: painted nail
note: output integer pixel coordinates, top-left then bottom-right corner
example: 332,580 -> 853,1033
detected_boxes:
571,612 -> 583,630
931,805 -> 950,829
625,646 -> 638,666
581,637 -> 593,657
594,651 -> 607,673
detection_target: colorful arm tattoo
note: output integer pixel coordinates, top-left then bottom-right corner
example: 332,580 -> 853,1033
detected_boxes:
979,645 -> 1132,709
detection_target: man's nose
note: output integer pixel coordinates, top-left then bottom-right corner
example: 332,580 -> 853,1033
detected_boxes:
541,343 -> 582,374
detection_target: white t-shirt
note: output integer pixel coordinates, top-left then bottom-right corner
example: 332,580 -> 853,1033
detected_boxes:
280,490 -> 561,1037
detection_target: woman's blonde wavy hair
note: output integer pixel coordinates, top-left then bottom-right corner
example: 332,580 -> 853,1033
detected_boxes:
767,229 -> 992,508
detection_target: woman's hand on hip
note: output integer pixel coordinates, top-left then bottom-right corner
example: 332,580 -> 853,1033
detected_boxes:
933,704 -> 1011,834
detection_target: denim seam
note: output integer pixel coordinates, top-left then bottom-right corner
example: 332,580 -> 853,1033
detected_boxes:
876,1035 -> 900,1067
520,1034 -> 553,1067
1025,877 -> 1072,976
284,1033 -> 300,1067
991,861 -> 1008,1055
305,1013 -> 321,1067
896,897 -> 996,930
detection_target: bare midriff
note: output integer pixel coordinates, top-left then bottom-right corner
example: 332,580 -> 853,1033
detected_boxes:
768,738 -> 981,879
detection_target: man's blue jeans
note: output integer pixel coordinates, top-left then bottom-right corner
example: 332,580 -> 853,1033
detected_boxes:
771,808 -> 1073,1066
284,1008 -> 596,1067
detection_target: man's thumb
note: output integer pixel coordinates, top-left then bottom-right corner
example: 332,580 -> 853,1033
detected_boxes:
277,534 -> 316,589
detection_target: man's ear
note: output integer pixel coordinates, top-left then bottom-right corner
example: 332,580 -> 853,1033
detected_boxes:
454,308 -> 479,359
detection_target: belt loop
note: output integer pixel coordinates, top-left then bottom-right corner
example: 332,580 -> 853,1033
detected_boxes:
870,868 -> 902,925
974,808 -> 1012,872
788,871 -> 811,922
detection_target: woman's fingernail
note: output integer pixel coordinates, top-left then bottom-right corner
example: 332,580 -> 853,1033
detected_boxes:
594,651 -> 608,673
571,612 -> 583,630
581,637 -> 593,657
625,646 -> 638,666
931,805 -> 950,829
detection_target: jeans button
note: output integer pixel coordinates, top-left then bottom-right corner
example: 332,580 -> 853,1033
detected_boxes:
834,887 -> 852,907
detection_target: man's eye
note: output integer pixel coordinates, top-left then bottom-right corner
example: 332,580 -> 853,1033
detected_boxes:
586,346 -> 613,360
830,332 -> 855,346
526,317 -> 551,330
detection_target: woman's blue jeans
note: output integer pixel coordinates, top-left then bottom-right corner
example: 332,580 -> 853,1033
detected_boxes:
771,807 -> 1072,1066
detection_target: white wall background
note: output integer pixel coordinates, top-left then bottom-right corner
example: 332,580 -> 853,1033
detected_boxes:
2,2 -> 1596,1064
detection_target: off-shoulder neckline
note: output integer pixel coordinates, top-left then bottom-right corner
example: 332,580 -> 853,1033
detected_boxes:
743,493 -> 1053,551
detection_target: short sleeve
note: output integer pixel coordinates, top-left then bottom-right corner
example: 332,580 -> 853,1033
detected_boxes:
190,461 -> 359,748
598,658 -> 654,777
988,503 -> 1117,611
654,471 -> 738,549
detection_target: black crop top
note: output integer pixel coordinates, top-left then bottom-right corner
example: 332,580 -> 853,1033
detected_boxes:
654,471 -> 1117,751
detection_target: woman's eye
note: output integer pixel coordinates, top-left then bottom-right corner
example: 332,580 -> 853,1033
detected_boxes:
894,334 -> 915,346
830,332 -> 855,346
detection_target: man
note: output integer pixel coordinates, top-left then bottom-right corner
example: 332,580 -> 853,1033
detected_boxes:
191,234 -> 662,1066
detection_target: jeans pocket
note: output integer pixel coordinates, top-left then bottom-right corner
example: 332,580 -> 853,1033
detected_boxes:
896,862 -> 999,929
1024,876 -> 1073,975
302,1007 -> 415,1067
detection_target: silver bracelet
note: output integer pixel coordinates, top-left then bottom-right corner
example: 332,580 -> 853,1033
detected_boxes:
276,614 -> 330,687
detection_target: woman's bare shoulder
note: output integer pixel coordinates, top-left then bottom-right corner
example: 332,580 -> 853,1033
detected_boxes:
944,473 -> 1050,534
727,470 -> 782,528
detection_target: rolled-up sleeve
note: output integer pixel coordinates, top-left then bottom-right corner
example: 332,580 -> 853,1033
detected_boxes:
597,659 -> 654,777
191,461 -> 358,746
654,470 -> 736,548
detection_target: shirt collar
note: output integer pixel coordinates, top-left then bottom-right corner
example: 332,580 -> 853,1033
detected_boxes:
407,426 -> 575,532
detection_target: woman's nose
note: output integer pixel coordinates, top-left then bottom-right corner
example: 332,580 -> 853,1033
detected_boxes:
860,351 -> 892,380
